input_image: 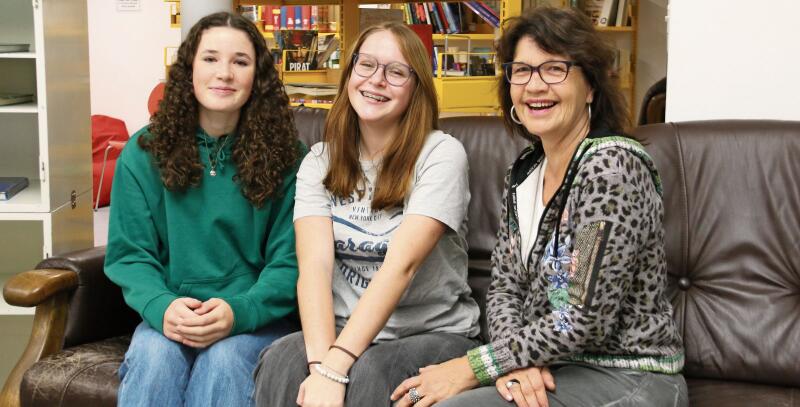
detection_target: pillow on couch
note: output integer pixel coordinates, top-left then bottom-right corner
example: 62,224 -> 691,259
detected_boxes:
92,115 -> 129,208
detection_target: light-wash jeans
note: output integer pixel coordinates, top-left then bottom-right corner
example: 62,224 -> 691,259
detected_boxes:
435,362 -> 688,407
117,319 -> 298,407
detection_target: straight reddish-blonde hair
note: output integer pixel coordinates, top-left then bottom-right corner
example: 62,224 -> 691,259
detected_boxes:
323,22 -> 439,210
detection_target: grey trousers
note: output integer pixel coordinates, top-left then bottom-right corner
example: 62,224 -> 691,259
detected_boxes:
253,330 -> 480,407
435,362 -> 688,407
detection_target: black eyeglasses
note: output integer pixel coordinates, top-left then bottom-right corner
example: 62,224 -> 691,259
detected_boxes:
352,53 -> 415,87
501,61 -> 578,85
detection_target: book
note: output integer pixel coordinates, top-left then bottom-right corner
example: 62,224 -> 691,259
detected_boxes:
277,30 -> 319,70
0,177 -> 29,201
0,43 -> 30,53
597,0 -> 618,27
615,0 -> 628,26
582,0 -> 604,26
0,93 -> 34,106
315,35 -> 340,67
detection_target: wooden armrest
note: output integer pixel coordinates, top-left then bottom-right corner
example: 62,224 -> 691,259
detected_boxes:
3,269 -> 78,307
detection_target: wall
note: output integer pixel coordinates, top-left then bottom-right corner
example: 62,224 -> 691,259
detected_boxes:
88,0 -> 180,133
635,0 -> 667,121
666,0 -> 800,121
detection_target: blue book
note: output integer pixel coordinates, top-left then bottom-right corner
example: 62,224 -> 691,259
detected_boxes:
0,177 -> 29,200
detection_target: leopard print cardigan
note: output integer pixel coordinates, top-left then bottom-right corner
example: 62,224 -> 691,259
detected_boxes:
466,134 -> 684,385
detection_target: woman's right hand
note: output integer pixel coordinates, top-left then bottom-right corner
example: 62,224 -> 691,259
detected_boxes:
296,371 -> 346,407
162,297 -> 202,342
494,366 -> 556,407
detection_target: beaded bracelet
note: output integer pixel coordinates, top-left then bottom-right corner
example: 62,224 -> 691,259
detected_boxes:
306,361 -> 321,371
313,363 -> 350,384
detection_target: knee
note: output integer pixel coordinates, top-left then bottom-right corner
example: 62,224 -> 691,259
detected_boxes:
255,332 -> 307,383
348,348 -> 397,385
125,329 -> 187,368
196,339 -> 253,373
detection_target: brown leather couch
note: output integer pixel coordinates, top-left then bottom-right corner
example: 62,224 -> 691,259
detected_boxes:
2,110 -> 799,406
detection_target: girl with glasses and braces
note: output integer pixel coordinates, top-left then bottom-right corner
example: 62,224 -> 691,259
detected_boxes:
391,7 -> 687,407
254,22 -> 481,407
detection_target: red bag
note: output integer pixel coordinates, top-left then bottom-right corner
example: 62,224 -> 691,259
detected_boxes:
92,115 -> 129,208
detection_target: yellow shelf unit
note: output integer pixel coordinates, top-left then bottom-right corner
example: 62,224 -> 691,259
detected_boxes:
234,0 -> 522,112
555,0 -> 638,120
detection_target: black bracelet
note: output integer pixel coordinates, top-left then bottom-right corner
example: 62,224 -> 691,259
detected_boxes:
329,345 -> 359,361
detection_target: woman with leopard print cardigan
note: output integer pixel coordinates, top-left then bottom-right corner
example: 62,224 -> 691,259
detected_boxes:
391,7 -> 687,407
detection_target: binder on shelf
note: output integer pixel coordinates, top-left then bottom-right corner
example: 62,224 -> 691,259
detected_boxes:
0,93 -> 34,106
597,0 -> 618,27
615,0 -> 628,26
0,43 -> 30,53
0,177 -> 29,201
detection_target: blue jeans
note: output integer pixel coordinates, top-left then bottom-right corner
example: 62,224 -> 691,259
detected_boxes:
118,318 -> 297,407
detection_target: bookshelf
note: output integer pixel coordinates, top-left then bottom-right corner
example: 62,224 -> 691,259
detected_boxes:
0,0 -> 94,314
558,0 -> 638,120
235,0 -> 523,112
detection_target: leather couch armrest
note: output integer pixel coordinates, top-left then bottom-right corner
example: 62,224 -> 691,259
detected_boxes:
3,269 -> 78,307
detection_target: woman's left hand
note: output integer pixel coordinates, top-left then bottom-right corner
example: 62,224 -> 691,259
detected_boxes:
494,366 -> 556,407
390,356 -> 478,407
175,298 -> 234,348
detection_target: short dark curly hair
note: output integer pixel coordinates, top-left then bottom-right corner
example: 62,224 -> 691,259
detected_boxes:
141,11 -> 300,207
496,6 -> 629,141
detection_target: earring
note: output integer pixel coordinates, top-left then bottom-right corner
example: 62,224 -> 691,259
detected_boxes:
587,104 -> 592,126
510,105 -> 523,125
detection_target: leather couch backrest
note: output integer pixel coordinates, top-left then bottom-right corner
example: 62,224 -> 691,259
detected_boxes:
637,120 -> 800,387
440,117 -> 529,258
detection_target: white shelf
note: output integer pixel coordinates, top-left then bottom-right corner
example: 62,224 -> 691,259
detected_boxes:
0,102 -> 38,113
0,180 -> 44,213
0,52 -> 36,59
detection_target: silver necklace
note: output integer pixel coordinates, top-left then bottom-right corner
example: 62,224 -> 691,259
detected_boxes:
203,135 -> 230,177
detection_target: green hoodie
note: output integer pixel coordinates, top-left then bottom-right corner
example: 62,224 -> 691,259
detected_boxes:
105,127 -> 303,336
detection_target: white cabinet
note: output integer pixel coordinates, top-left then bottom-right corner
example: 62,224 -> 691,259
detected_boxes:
0,0 -> 93,314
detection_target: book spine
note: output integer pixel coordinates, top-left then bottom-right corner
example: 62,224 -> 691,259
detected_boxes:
427,3 -> 444,33
615,0 -> 628,26
476,1 -> 499,20
464,1 -> 498,28
280,6 -> 289,30
441,2 -> 458,34
598,0 -> 617,27
294,6 -> 303,29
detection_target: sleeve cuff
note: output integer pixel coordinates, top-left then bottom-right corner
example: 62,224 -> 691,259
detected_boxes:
467,339 -> 515,386
142,293 -> 179,335
226,296 -> 257,336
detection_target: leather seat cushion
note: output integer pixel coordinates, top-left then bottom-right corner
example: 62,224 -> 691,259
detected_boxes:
20,336 -> 129,407
687,378 -> 800,407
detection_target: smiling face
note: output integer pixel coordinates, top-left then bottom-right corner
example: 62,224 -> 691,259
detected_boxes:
192,26 -> 256,124
510,36 -> 593,141
346,30 -> 415,133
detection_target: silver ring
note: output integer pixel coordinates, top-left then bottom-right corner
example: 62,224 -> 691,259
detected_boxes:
506,379 -> 520,389
409,387 -> 422,404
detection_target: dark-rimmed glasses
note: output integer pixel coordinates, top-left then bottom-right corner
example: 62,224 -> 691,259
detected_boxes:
352,53 -> 415,87
502,61 -> 578,85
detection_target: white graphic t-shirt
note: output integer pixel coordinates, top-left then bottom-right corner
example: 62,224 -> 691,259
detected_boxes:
294,131 -> 481,341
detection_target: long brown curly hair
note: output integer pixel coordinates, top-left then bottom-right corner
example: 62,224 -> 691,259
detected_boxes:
141,12 -> 299,207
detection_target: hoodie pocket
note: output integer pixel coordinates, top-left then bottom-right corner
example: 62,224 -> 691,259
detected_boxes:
178,270 -> 256,300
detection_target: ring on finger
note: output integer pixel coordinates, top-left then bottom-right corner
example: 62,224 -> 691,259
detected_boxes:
505,378 -> 521,389
409,387 -> 422,404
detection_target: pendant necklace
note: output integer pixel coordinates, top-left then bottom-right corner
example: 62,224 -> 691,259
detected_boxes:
203,134 -> 230,177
